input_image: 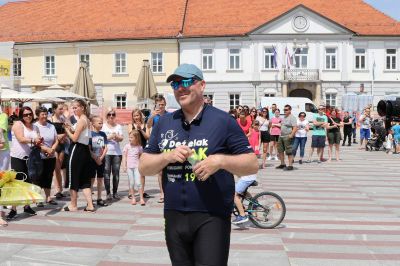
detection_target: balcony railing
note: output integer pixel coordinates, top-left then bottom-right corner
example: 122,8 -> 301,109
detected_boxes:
284,69 -> 319,81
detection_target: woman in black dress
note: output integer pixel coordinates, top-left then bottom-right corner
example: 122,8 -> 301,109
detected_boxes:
64,99 -> 95,212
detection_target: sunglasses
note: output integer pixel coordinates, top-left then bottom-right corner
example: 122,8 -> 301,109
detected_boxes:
107,113 -> 116,117
170,78 -> 198,90
251,110 -> 256,113
23,113 -> 33,118
284,109 -> 289,111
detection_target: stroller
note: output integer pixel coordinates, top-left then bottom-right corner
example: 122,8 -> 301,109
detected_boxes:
365,119 -> 386,151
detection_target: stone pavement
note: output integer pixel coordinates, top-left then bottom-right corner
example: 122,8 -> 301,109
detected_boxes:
1,144 -> 400,266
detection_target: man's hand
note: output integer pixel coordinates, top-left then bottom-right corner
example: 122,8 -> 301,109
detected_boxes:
163,145 -> 192,164
193,154 -> 222,182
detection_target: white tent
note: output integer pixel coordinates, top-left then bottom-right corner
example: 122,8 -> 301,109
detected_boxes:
34,89 -> 85,99
1,88 -> 62,103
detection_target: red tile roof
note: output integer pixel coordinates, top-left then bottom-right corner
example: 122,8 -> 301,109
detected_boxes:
0,0 -> 398,43
0,0 -> 186,42
182,0 -> 400,37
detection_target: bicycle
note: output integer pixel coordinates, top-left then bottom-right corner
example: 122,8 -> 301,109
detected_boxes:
233,181 -> 286,229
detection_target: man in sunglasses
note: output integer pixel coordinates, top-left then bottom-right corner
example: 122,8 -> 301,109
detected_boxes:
276,104 -> 297,171
140,64 -> 258,266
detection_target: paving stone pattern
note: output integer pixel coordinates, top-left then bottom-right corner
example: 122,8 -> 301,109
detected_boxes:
1,140 -> 400,265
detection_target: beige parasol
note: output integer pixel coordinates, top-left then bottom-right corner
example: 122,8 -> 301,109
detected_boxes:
134,60 -> 157,104
71,62 -> 98,105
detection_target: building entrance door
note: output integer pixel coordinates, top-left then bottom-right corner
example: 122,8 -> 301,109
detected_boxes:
289,89 -> 312,100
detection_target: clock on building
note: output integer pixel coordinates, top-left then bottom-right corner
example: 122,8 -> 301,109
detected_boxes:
293,15 -> 308,31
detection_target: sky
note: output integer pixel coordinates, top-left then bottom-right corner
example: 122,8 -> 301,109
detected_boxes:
0,0 -> 399,21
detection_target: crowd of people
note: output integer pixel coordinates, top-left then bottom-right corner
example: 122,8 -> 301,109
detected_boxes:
230,102 -> 400,170
0,95 -> 170,226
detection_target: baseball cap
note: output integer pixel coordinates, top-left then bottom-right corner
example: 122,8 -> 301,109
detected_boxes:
166,64 -> 204,82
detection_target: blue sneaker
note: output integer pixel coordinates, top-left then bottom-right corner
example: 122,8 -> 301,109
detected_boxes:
232,215 -> 249,225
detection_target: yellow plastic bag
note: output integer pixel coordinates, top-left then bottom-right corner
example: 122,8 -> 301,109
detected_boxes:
0,171 -> 16,188
0,175 -> 44,206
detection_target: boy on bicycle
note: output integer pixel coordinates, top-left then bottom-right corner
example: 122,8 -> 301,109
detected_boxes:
232,173 -> 257,224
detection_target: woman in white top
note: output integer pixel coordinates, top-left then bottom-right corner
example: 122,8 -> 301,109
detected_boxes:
7,107 -> 42,220
256,108 -> 270,168
34,106 -> 59,206
292,112 -> 309,164
102,108 -> 124,200
64,99 -> 95,212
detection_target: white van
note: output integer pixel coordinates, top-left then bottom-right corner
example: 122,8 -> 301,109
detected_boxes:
260,97 -> 318,120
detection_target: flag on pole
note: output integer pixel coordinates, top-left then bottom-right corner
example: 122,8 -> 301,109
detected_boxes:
291,47 -> 297,67
272,46 -> 278,68
372,58 -> 376,81
285,46 -> 292,69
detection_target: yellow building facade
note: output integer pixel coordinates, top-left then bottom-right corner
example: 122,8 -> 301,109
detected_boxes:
15,39 -> 179,109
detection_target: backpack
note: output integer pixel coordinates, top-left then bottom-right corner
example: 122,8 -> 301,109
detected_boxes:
27,145 -> 43,181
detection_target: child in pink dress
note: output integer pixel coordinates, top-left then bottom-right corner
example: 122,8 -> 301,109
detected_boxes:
247,120 -> 261,156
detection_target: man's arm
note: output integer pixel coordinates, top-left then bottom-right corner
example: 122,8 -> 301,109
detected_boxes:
139,153 -> 169,176
193,153 -> 258,180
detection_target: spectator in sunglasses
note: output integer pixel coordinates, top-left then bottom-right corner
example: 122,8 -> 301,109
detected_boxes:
8,106 -> 41,220
140,64 -> 257,266
102,108 -> 124,201
276,105 -> 297,171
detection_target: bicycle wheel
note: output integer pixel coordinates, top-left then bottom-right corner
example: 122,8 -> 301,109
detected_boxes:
247,191 -> 286,229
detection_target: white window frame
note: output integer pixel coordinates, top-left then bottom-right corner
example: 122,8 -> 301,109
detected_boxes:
228,48 -> 241,70
354,48 -> 367,70
202,48 -> 214,70
326,93 -> 337,108
263,47 -> 275,70
13,53 -> 21,77
79,53 -> 90,72
114,52 -> 127,74
229,93 -> 241,109
325,47 -> 337,70
151,52 -> 163,73
114,93 -> 127,109
44,54 -> 56,76
294,47 -> 308,69
385,48 -> 397,70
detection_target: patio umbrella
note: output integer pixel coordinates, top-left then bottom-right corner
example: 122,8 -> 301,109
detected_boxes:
71,62 -> 98,105
0,89 -> 61,103
134,60 -> 157,105
35,88 -> 85,100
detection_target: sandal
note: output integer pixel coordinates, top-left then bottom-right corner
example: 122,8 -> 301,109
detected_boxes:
157,198 -> 164,203
63,206 -> 77,212
84,207 -> 96,213
47,200 -> 58,205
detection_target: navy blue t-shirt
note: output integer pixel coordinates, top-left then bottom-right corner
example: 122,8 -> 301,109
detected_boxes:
144,105 -> 252,217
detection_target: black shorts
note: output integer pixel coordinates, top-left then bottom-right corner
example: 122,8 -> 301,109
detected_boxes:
261,131 -> 271,143
11,157 -> 30,183
164,210 -> 231,266
270,135 -> 279,142
312,135 -> 326,148
90,159 -> 105,179
55,143 -> 65,153
66,143 -> 92,191
37,158 -> 56,189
